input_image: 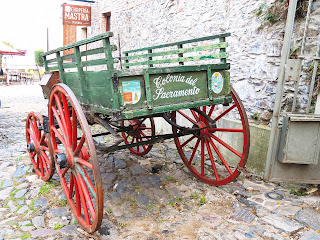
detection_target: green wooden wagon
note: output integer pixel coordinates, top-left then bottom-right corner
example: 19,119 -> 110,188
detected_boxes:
25,32 -> 250,233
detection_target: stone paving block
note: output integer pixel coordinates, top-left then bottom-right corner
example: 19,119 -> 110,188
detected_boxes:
0,187 -> 13,201
12,165 -> 27,178
262,214 -> 303,234
136,191 -> 155,209
48,207 -> 69,218
295,208 -> 320,231
31,228 -> 57,238
1,179 -> 13,188
274,205 -> 301,216
32,216 -> 45,228
18,220 -> 31,226
59,225 -> 78,237
16,182 -> 29,190
14,188 -> 28,199
232,207 -> 256,223
299,230 -> 320,240
34,198 -> 49,208
20,225 -> 35,232
17,205 -> 29,214
114,160 -> 126,169
7,200 -> 17,212
130,164 -> 147,175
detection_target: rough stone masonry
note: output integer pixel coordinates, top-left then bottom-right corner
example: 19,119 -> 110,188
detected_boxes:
88,0 -> 320,124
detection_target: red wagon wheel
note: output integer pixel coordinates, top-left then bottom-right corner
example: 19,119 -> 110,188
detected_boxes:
48,84 -> 103,233
26,112 -> 55,181
171,87 -> 250,186
121,118 -> 155,156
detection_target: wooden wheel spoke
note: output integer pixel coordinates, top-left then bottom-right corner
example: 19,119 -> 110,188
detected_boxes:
27,128 -> 37,142
76,158 -> 93,170
72,108 -> 78,151
208,137 -> 233,175
61,167 -> 70,178
208,105 -> 215,117
52,106 -> 68,137
209,133 -> 242,158
205,139 -> 220,180
54,94 -> 69,136
76,173 -> 95,221
177,110 -> 197,124
74,136 -> 86,157
181,135 -> 196,148
74,176 -> 81,216
201,140 -> 205,176
40,151 -> 51,166
189,138 -> 200,165
51,126 -> 68,146
61,94 -> 72,143
210,128 -> 243,133
39,155 -> 44,177
191,109 -> 200,122
75,164 -> 96,197
76,177 -> 90,224
214,104 -> 236,121
41,146 -> 49,151
69,173 -> 75,199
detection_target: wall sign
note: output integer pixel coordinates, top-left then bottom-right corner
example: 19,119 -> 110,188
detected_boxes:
63,4 -> 91,26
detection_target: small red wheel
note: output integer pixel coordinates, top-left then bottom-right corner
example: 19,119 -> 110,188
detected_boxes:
172,87 -> 250,186
26,112 -> 55,181
48,84 -> 103,233
121,118 -> 155,156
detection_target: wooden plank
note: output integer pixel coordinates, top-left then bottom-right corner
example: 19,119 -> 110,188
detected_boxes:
122,42 -> 228,60
63,62 -> 77,69
81,47 -> 104,57
43,56 -> 49,72
220,37 -> 227,64
42,32 -> 113,56
56,52 -> 65,83
74,46 -> 88,103
48,66 -> 59,71
47,58 -> 57,63
61,54 -> 75,61
123,33 -> 231,54
122,52 -> 228,67
82,59 -> 106,67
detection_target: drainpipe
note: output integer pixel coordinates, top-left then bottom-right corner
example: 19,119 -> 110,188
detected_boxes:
264,0 -> 298,180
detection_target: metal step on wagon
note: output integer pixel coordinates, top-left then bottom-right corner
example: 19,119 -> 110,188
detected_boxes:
25,32 -> 250,232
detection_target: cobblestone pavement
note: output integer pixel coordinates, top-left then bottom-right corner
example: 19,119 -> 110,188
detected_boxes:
1,84 -> 320,240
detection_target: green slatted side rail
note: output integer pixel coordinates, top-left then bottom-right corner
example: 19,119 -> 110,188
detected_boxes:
42,32 -> 118,74
122,33 -> 230,68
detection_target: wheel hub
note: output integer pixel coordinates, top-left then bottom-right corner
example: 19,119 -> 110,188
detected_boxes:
56,153 -> 68,169
27,143 -> 35,153
193,121 -> 208,138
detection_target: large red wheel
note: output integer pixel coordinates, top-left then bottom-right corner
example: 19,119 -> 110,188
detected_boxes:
26,112 -> 55,181
121,118 -> 155,156
171,87 -> 250,186
48,84 -> 103,233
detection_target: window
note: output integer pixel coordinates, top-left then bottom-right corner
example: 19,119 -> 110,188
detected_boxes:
102,12 -> 111,32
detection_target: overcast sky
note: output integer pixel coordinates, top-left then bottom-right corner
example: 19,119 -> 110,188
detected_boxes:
1,0 -> 65,67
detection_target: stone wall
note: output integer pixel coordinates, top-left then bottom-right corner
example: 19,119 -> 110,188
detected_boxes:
89,0 -> 320,123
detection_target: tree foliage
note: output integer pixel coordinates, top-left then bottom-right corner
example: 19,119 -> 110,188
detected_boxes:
34,49 -> 44,66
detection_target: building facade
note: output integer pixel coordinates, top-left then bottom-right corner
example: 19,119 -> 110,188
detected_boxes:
74,0 -> 320,124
